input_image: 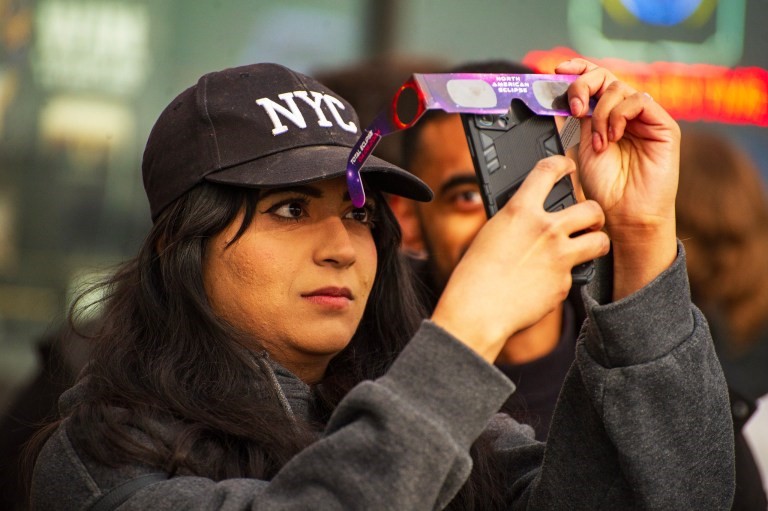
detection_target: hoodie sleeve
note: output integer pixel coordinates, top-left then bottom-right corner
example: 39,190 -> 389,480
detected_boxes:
31,242 -> 734,511
31,322 -> 518,511
490,241 -> 735,510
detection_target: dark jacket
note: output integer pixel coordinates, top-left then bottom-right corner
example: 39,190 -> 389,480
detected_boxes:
407,255 -> 584,442
30,244 -> 735,510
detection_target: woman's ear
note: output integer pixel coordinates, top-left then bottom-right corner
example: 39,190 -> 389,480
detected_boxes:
388,194 -> 425,254
154,234 -> 167,256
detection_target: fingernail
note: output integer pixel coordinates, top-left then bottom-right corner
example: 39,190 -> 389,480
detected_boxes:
592,131 -> 602,151
570,98 -> 583,116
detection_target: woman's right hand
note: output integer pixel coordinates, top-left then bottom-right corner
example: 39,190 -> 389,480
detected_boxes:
430,155 -> 610,363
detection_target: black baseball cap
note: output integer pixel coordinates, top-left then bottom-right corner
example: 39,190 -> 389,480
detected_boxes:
142,62 -> 432,221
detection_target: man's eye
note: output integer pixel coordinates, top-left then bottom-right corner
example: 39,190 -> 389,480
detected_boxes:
457,190 -> 481,203
448,189 -> 483,210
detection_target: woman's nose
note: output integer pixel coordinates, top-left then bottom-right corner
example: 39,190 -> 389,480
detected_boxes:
314,217 -> 356,268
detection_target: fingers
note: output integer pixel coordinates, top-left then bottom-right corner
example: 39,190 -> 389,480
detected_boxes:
503,155 -> 605,239
554,58 -> 598,75
502,155 -> 609,265
556,59 -> 627,151
569,228 -> 611,268
589,80 -> 640,151
511,155 -> 575,210
556,198 -> 605,236
550,199 -> 609,267
557,200 -> 610,262
555,58 -> 614,118
556,58 -> 674,152
600,89 -> 658,144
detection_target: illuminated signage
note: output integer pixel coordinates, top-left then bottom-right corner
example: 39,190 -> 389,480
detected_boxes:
606,0 -> 711,26
567,0 -> 746,66
33,1 -> 149,95
523,47 -> 768,127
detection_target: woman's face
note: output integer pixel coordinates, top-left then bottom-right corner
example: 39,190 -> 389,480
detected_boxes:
203,177 -> 378,383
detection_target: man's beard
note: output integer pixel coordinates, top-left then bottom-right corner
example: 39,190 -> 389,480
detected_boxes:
416,212 -> 470,298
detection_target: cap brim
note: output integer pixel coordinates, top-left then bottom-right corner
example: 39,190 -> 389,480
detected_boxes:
204,145 -> 433,202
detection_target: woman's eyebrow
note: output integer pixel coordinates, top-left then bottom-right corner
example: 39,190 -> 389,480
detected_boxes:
258,185 -> 323,201
257,185 -> 374,205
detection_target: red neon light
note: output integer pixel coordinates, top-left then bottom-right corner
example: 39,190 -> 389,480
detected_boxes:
523,47 -> 768,127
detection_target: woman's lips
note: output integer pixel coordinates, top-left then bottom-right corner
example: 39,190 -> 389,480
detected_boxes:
302,287 -> 353,309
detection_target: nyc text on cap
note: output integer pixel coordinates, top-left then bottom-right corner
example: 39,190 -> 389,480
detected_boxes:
142,62 -> 432,221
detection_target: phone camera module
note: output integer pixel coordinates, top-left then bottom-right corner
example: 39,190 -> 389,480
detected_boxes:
477,114 -> 495,127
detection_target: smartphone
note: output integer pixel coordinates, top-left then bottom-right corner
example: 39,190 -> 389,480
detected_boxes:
460,100 -> 595,284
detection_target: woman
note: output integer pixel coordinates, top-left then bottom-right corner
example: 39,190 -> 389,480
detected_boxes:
28,61 -> 734,510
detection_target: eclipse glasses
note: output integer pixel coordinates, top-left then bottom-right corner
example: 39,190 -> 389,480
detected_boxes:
346,73 -> 594,207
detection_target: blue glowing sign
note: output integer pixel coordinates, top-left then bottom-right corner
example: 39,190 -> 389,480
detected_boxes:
568,0 -> 744,66
618,0 -> 704,26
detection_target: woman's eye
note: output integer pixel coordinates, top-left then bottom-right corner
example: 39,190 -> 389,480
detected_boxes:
272,202 -> 305,219
345,207 -> 373,224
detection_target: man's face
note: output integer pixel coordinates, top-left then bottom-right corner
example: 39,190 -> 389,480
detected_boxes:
391,114 -> 582,292
400,114 -> 488,290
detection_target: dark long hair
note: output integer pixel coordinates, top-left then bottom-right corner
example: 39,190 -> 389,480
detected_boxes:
25,182 -> 420,476
27,182 -> 506,508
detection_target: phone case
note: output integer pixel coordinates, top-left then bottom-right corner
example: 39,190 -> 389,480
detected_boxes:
460,100 -> 595,284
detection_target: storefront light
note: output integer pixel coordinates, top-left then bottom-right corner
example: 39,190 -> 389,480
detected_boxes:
33,0 -> 149,95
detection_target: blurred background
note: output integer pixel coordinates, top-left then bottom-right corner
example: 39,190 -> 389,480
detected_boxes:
1,0 -> 767,459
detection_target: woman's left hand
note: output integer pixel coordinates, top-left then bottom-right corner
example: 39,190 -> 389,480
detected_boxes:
556,58 -> 681,299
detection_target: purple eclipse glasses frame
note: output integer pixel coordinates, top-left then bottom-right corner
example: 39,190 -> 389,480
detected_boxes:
345,73 -> 595,207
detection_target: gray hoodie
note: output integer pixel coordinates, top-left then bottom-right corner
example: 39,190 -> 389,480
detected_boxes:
30,244 -> 735,510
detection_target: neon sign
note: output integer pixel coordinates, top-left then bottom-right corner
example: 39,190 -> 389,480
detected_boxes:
606,0 -> 710,26
567,0 -> 745,66
523,47 -> 768,127
33,1 -> 149,95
